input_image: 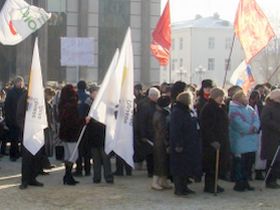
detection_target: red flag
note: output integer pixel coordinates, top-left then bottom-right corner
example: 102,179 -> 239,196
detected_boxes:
234,0 -> 275,64
150,0 -> 171,66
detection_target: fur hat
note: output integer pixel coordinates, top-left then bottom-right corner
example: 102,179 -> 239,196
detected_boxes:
176,91 -> 193,107
268,89 -> 280,103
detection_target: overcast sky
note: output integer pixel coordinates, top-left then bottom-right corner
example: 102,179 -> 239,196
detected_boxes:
161,0 -> 280,24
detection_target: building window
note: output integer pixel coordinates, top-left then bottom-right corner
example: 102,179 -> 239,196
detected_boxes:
208,58 -> 215,71
172,59 -> 177,70
172,39 -> 175,50
208,37 -> 215,49
179,37 -> 183,50
225,59 -> 231,71
179,58 -> 183,67
225,37 -> 231,49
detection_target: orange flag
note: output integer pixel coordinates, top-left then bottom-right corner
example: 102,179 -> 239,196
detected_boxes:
150,0 -> 171,66
234,0 -> 275,64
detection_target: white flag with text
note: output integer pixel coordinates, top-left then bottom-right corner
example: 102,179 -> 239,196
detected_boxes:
23,38 -> 48,155
113,28 -> 135,168
0,0 -> 51,45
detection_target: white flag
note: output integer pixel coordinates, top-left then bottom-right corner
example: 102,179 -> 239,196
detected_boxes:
114,28 -> 135,168
0,0 -> 51,45
88,28 -> 134,168
23,38 -> 48,155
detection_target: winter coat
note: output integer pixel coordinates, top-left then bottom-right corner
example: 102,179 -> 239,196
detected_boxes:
4,87 -> 26,128
59,101 -> 84,142
200,99 -> 230,172
84,97 -> 105,148
228,101 -> 260,154
152,106 -> 170,176
137,97 -> 157,142
169,102 -> 201,177
261,101 -> 280,161
77,90 -> 90,118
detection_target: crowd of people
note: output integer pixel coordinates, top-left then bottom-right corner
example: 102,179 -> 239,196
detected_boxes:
0,76 -> 280,197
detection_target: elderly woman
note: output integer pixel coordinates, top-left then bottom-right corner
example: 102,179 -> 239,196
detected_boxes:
229,91 -> 260,191
200,87 -> 230,194
59,84 -> 89,185
169,91 -> 201,196
151,95 -> 171,190
261,89 -> 280,189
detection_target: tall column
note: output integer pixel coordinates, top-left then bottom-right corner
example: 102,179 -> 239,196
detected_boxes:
140,1 -> 151,85
78,0 -> 89,80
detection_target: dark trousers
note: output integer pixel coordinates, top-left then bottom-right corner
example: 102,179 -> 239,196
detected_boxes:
233,152 -> 255,182
21,146 -> 40,184
92,147 -> 113,182
9,127 -> 20,159
76,143 -> 91,174
146,154 -> 154,176
115,155 -> 132,175
174,176 -> 187,194
266,160 -> 280,184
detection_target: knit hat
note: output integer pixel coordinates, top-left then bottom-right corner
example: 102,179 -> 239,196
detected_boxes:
157,96 -> 171,108
268,89 -> 280,103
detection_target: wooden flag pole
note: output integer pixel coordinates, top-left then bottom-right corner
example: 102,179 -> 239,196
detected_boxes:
222,34 -> 236,88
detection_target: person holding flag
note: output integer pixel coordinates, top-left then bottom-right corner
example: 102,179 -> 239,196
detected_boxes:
17,38 -> 47,190
58,84 -> 91,185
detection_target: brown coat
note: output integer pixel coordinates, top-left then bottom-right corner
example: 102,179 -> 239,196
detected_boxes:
152,106 -> 169,176
261,101 -> 280,161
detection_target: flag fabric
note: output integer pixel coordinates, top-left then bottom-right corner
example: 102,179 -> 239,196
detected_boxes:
23,38 -> 48,155
150,0 -> 171,66
230,60 -> 255,94
88,49 -> 120,156
234,0 -> 275,63
0,0 -> 51,45
88,28 -> 134,168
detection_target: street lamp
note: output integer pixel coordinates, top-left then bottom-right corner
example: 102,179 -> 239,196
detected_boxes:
176,67 -> 187,81
195,65 -> 206,83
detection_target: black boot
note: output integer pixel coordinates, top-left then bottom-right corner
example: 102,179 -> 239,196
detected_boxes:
255,170 -> 264,180
233,181 -> 245,192
63,162 -> 78,185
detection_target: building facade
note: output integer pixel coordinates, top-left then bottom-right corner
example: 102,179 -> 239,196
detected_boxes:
161,15 -> 244,87
0,0 -> 161,87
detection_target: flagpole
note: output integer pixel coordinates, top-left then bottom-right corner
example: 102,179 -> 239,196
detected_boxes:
267,64 -> 280,83
169,54 -> 172,83
69,125 -> 87,163
222,34 -> 236,88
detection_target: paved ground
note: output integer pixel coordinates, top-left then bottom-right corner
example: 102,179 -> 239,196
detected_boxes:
0,156 -> 280,210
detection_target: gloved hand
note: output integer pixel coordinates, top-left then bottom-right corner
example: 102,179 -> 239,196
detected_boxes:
175,146 -> 183,153
210,141 -> 220,150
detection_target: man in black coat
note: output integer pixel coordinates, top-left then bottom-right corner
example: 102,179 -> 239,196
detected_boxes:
137,87 -> 160,177
4,76 -> 26,161
16,90 -> 43,189
200,88 -> 230,193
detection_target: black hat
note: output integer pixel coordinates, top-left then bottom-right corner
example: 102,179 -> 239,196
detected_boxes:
77,80 -> 87,90
201,79 -> 214,88
157,96 -> 171,108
